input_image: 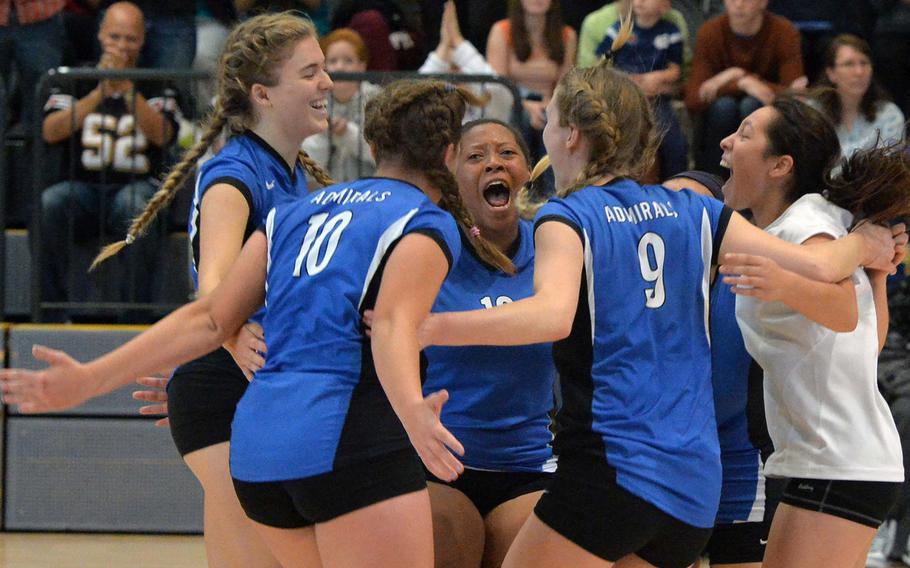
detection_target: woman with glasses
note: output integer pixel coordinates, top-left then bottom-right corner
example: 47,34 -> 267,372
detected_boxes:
814,34 -> 905,159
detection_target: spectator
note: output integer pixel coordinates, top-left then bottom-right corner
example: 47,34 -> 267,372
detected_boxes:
607,0 -> 688,179
873,0 -> 910,117
332,0 -> 426,71
39,1 -> 179,321
578,0 -> 691,73
486,0 -> 577,161
419,0 -> 515,123
0,0 -> 66,126
813,34 -> 905,159
96,0 -> 195,71
303,28 -> 378,182
685,0 -> 805,177
421,0 -> 506,58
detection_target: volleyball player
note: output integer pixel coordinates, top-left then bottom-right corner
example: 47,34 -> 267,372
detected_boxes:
0,79 -> 513,567
665,172 -> 781,568
87,13 -> 336,567
417,28 -> 902,568
423,119 -> 557,568
718,96 -> 910,568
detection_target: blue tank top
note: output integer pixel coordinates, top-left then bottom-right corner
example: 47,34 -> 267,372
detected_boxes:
189,131 -> 310,324
229,177 -> 462,482
424,219 -> 557,472
536,178 -> 731,528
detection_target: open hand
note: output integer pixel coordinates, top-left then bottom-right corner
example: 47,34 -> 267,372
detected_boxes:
401,390 -> 464,482
0,345 -> 95,413
133,376 -> 170,427
224,323 -> 267,381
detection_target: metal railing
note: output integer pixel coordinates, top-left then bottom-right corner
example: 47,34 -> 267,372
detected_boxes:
24,68 -> 522,322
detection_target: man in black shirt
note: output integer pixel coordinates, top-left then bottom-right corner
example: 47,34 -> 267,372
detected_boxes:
40,1 -> 179,321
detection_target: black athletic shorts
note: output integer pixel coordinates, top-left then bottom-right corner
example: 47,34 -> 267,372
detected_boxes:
167,347 -> 249,456
534,453 -> 713,568
232,448 -> 427,529
702,476 -> 785,564
425,467 -> 553,516
781,477 -> 902,528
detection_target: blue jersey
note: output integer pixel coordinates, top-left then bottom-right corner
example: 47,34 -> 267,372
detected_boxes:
602,19 -> 683,75
189,131 -> 311,291
424,220 -> 557,473
229,177 -> 462,482
710,278 -> 774,524
536,178 -> 731,529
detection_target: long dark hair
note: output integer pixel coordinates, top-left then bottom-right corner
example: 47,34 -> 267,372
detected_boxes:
814,34 -> 891,126
766,95 -> 910,224
508,0 -> 565,65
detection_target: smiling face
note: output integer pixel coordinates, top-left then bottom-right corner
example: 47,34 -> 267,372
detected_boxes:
719,106 -> 781,212
453,122 -> 530,233
826,44 -> 873,101
262,36 -> 333,139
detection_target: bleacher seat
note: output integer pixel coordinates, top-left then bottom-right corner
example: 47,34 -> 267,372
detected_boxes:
2,324 -> 203,532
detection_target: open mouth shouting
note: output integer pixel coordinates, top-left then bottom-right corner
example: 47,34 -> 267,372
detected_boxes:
482,180 -> 512,209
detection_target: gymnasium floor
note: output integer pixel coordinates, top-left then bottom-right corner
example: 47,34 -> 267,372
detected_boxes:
0,533 -> 206,567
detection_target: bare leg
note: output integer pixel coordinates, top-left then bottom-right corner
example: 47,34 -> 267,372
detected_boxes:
501,512 -> 614,568
428,482 -> 484,568
184,442 -> 281,568
482,490 -> 543,568
316,489 -> 434,568
248,521 -> 322,568
762,503 -> 876,568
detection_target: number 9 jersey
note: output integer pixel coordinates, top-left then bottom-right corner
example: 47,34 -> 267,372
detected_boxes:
229,177 -> 462,483
535,177 -> 732,529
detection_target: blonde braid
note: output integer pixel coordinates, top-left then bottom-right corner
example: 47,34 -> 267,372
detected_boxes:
516,155 -> 551,220
89,107 -> 229,271
297,149 -> 334,189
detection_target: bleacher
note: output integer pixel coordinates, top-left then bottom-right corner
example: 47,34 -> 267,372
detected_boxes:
1,325 -> 203,532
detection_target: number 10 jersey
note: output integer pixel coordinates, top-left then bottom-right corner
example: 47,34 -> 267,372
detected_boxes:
229,177 -> 462,483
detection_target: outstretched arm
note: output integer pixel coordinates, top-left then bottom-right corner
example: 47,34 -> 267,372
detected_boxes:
370,233 -> 465,482
422,221 -> 582,347
720,213 -> 903,283
0,234 -> 268,412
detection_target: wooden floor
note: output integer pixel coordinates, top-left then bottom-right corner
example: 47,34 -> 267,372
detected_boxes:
0,533 -> 206,567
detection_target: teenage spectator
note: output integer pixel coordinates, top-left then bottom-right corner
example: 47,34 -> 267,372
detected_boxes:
685,0 -> 805,177
607,0 -> 688,178
813,34 -> 905,159
332,0 -> 426,71
421,0 -> 506,58
0,0 -> 66,126
419,0 -> 515,123
303,28 -> 378,182
237,0 -> 331,35
873,0 -> 910,117
578,0 -> 691,73
486,0 -> 577,161
39,1 -> 179,321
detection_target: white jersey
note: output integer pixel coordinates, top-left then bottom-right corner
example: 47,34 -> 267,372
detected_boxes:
735,193 -> 903,482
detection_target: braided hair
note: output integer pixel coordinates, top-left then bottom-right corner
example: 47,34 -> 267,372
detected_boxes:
364,80 -> 515,274
91,12 -> 334,270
